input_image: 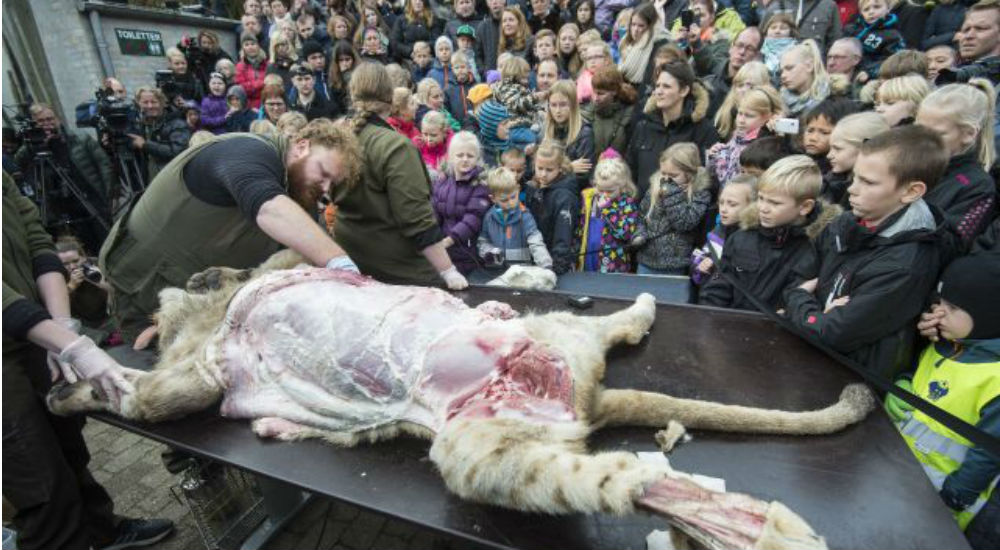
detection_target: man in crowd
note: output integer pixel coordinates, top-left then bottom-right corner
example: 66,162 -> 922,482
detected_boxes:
827,37 -> 863,80
240,12 -> 270,53
14,103 -> 113,253
126,87 -> 191,182
942,0 -> 1000,84
302,39 -> 331,101
100,119 -> 362,344
699,26 -> 763,113
476,0 -> 506,72
288,64 -> 338,120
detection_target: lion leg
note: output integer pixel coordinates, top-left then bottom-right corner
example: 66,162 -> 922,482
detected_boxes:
589,292 -> 657,349
185,249 -> 307,295
593,384 -> 875,435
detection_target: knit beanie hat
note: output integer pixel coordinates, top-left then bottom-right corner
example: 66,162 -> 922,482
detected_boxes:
302,39 -> 325,60
240,32 -> 258,45
937,252 -> 1000,339
467,83 -> 492,106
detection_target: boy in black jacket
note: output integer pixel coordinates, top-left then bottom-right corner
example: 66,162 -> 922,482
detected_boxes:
784,125 -> 949,380
844,0 -> 906,81
524,140 -> 580,274
700,155 -> 839,311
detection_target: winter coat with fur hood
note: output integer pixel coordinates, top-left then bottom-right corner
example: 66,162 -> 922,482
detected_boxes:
783,200 -> 943,381
700,201 -> 841,312
626,84 -> 720,200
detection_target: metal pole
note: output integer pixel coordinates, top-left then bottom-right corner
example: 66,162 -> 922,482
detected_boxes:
87,9 -> 116,78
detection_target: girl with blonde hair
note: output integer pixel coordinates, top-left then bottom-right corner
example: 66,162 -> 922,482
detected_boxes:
714,61 -> 772,140
635,142 -> 712,275
524,140 -> 580,274
779,40 -> 830,117
430,131 -> 490,274
875,74 -> 930,127
825,112 -> 891,204
543,80 -> 596,181
557,23 -> 582,75
916,80 -> 998,253
708,85 -> 784,186
577,156 -> 640,272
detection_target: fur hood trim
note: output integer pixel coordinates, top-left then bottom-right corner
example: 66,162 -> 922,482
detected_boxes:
739,200 -> 842,240
643,82 -> 711,124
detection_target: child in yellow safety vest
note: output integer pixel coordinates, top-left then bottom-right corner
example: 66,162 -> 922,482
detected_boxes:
885,252 -> 1000,546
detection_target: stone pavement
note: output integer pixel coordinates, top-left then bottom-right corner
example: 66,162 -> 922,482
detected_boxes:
82,419 -> 485,550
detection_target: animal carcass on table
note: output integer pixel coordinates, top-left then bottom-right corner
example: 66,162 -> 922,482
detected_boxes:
48,251 -> 877,550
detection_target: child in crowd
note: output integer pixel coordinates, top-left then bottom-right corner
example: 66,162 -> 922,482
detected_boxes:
215,58 -> 236,84
454,25 -> 481,83
416,78 -> 461,131
577,156 -> 640,273
387,87 -> 421,144
713,61 -> 772,141
916,81 -> 998,259
418,110 -> 453,175
469,85 -> 510,164
843,0 -> 906,82
635,143 -> 712,276
784,125 -> 948,380
428,36 -> 454,91
501,148 -> 529,188
532,29 -> 560,86
739,135 -> 790,176
925,44 -> 958,82
890,253 -> 1000,542
761,14 -> 799,81
875,74 -> 929,127
691,174 -> 758,285
275,111 -> 308,138
524,140 -> 581,274
199,72 -> 230,134
708,86 -> 783,187
491,56 -> 540,150
825,112 -> 891,205
225,85 -> 256,133
411,41 -> 434,82
801,98 -> 858,174
478,167 -> 553,269
445,52 -> 479,123
700,155 -> 837,311
431,131 -> 492,274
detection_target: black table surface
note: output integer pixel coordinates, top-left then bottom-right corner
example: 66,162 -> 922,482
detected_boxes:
97,286 -> 969,550
466,269 -> 692,304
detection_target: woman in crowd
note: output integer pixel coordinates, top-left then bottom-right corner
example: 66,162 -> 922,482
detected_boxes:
713,61 -> 771,141
627,61 -> 719,199
257,84 -> 289,123
617,3 -> 669,88
779,40 -> 831,118
571,0 -> 598,34
544,80 -> 596,184
334,62 -> 468,288
587,65 -> 636,157
235,33 -> 270,109
499,7 -> 535,60
360,26 -> 392,63
391,0 -> 445,63
265,32 -> 298,91
556,23 -> 582,75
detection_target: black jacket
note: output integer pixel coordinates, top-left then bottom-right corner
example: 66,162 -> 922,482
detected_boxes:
891,0 -> 930,53
922,1 -> 968,50
820,170 -> 851,207
524,172 -> 580,274
290,92 -> 340,121
783,202 -> 943,381
391,15 -> 446,63
700,201 -> 840,311
626,84 -> 720,200
475,15 -> 501,72
924,150 -> 997,262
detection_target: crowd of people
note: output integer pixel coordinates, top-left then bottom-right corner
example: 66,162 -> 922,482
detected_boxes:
3,0 -> 1000,547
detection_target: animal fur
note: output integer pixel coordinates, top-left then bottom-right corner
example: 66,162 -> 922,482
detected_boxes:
48,249 -> 876,549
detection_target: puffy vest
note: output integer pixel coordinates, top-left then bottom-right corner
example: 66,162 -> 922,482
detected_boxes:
898,344 -> 1000,529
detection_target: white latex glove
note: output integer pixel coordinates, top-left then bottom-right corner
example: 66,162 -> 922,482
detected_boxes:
440,267 -> 469,290
325,255 -> 360,273
48,317 -> 81,383
59,336 -> 135,410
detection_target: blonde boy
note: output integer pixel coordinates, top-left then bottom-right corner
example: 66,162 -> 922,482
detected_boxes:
477,168 -> 553,268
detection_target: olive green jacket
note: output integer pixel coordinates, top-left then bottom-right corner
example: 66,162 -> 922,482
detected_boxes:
331,119 -> 440,285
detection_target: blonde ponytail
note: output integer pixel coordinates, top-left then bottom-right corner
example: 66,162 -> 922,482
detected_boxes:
920,80 -> 997,169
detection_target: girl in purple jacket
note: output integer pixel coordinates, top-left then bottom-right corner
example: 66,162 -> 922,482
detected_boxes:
432,131 -> 492,274
200,72 -> 230,134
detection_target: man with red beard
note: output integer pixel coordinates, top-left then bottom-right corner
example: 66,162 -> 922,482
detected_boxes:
98,119 -> 362,345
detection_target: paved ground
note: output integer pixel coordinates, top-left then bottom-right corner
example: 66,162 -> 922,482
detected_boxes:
82,419 -> 479,550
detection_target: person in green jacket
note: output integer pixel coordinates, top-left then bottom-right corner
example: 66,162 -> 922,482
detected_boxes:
332,61 -> 469,290
99,119 -> 363,344
2,171 -> 174,550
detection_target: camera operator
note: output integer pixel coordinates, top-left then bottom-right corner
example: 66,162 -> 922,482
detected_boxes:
178,30 -> 233,91
126,87 -> 192,181
14,104 -> 113,252
102,77 -> 128,101
163,47 -> 205,104
940,0 -> 1000,85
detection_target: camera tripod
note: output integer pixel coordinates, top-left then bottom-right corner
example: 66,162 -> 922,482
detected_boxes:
106,135 -> 147,218
26,149 -> 110,236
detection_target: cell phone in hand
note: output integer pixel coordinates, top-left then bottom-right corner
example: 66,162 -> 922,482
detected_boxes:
774,118 -> 800,135
680,8 -> 695,27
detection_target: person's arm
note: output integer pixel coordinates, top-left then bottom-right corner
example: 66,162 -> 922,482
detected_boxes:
665,188 -> 711,232
940,397 -> 1000,510
697,240 -> 736,307
255,195 -> 350,266
446,187 -> 492,244
783,260 -> 937,353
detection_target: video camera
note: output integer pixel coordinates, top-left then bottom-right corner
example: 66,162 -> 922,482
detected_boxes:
9,102 -> 49,153
76,87 -> 133,143
154,69 -> 181,99
178,36 -> 208,69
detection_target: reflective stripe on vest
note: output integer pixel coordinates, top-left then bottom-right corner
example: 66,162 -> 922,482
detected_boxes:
900,416 -> 971,464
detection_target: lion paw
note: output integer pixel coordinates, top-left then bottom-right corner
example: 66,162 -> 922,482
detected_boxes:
186,267 -> 251,294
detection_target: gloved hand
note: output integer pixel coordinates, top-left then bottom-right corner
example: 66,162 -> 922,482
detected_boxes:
59,335 -> 135,410
48,317 -> 81,383
440,267 -> 469,290
884,378 -> 915,423
326,255 -> 360,273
